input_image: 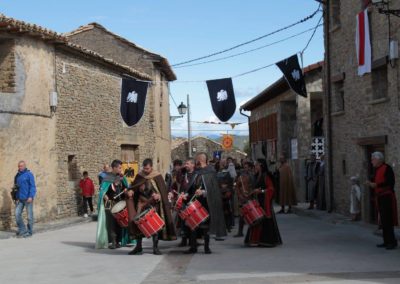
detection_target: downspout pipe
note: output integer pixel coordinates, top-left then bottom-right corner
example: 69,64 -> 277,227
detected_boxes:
324,0 -> 334,212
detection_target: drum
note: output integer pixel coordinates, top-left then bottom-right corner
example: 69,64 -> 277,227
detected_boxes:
134,208 -> 165,238
174,194 -> 185,212
241,199 -> 265,226
179,200 -> 209,231
111,200 -> 129,228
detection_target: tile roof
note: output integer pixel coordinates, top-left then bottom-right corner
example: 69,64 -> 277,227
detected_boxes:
0,14 -> 151,80
66,22 -> 177,81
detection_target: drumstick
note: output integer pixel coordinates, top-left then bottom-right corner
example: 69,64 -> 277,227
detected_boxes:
113,191 -> 125,200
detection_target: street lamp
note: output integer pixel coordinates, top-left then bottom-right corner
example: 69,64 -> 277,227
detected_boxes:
177,102 -> 187,115
170,102 -> 187,122
372,0 -> 400,17
170,97 -> 191,157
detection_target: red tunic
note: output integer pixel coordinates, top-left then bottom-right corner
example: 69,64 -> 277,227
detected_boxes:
374,164 -> 398,226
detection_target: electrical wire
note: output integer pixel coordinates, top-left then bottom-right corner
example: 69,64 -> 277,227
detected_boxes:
172,7 -> 322,67
301,15 -> 323,54
174,25 -> 323,69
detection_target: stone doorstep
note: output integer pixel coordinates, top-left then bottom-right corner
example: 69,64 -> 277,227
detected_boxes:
0,215 -> 93,240
291,203 -> 400,239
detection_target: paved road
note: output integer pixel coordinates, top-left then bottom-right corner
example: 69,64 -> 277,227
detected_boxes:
1,212 -> 399,284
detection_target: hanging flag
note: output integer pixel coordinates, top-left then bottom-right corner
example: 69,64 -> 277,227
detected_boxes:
213,150 -> 223,160
276,54 -> 307,98
356,8 -> 371,76
222,134 -> 234,150
206,78 -> 236,122
120,78 -> 148,126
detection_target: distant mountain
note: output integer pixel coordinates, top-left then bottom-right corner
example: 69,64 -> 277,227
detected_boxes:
211,135 -> 249,151
171,134 -> 249,151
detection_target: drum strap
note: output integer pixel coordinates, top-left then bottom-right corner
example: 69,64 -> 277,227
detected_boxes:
150,179 -> 166,222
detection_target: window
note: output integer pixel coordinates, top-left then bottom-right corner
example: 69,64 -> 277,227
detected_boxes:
333,81 -> 344,112
0,40 -> 16,93
67,155 -> 79,188
121,144 -> 139,162
330,0 -> 341,28
372,66 -> 388,100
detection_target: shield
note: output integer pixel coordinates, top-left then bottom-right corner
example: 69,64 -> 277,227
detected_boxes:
120,78 -> 148,126
206,78 -> 236,122
276,54 -> 307,98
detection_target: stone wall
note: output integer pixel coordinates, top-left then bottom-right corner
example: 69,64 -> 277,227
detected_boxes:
55,50 -> 158,217
326,1 -> 400,220
0,36 -> 58,229
67,27 -> 172,175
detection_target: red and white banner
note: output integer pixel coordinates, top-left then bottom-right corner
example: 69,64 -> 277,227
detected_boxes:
356,9 -> 371,76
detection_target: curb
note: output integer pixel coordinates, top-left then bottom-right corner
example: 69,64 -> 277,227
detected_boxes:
0,216 -> 95,240
292,205 -> 400,239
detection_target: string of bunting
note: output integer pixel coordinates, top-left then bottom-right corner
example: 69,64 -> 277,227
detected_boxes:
120,6 -> 322,126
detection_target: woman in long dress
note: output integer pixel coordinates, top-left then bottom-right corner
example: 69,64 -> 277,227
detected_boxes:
244,159 -> 282,247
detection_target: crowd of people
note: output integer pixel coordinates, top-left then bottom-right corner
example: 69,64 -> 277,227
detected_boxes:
11,151 -> 398,251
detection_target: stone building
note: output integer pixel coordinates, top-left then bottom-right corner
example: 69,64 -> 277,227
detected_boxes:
171,136 -> 247,162
240,62 -> 323,202
324,1 -> 400,222
65,23 -> 176,173
0,15 -> 175,229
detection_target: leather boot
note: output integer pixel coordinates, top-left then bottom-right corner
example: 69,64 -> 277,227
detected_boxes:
178,237 -> 188,247
234,217 -> 244,237
153,235 -> 162,255
204,234 -> 212,254
184,231 -> 197,254
108,237 -> 117,249
129,238 -> 143,255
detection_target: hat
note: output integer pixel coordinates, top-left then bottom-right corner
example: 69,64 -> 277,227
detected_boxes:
129,174 -> 147,189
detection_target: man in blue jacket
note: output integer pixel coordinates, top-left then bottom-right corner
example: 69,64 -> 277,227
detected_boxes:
14,161 -> 36,237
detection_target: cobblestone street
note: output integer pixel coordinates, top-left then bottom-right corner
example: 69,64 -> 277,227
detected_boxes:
1,211 -> 399,284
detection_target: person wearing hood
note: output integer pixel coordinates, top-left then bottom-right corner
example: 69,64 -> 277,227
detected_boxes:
183,152 -> 227,254
95,159 -> 129,249
127,158 -> 177,255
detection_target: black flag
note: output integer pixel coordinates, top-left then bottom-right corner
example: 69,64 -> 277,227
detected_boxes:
206,78 -> 236,122
120,78 -> 148,126
276,54 -> 307,98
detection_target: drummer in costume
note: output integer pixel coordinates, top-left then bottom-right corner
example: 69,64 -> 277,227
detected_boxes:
173,158 -> 197,247
183,152 -> 227,254
234,161 -> 254,237
244,159 -> 282,247
127,158 -> 177,255
95,159 -> 129,249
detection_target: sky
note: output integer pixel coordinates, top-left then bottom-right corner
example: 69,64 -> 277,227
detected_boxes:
1,0 -> 324,137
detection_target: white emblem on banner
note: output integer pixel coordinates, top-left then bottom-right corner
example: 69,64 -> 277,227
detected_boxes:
127,91 -> 138,103
217,89 -> 228,102
291,69 -> 300,81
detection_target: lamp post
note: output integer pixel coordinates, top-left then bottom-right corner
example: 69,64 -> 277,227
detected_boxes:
174,96 -> 191,158
186,94 -> 192,158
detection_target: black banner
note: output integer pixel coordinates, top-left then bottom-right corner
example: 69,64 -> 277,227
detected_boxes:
276,54 -> 307,98
120,78 -> 148,126
206,78 -> 236,122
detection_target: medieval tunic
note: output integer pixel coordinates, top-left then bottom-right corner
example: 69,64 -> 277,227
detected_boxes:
245,173 -> 282,247
192,165 -> 227,238
95,173 -> 129,249
305,160 -> 319,202
217,169 -> 234,230
236,170 -> 254,207
373,163 -> 398,246
278,163 -> 297,207
126,171 -> 176,240
317,160 -> 326,210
